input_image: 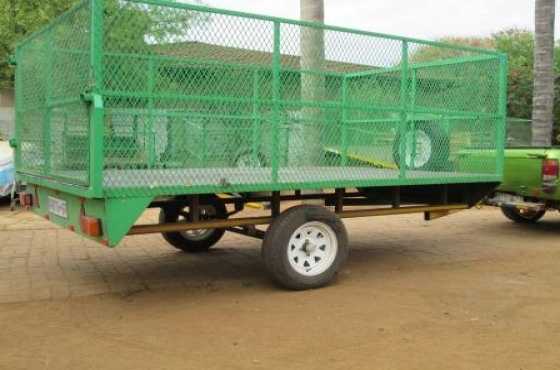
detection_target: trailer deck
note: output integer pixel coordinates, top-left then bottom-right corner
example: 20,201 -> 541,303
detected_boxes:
101,167 -> 497,189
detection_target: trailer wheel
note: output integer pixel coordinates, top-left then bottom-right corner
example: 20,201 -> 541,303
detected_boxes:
393,121 -> 449,171
159,196 -> 227,253
501,205 -> 546,224
262,205 -> 349,290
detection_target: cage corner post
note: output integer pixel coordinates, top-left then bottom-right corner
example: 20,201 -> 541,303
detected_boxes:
89,0 -> 105,198
496,54 -> 508,177
13,46 -> 21,171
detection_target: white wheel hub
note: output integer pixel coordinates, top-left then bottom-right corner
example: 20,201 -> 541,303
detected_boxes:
287,221 -> 338,277
404,129 -> 432,169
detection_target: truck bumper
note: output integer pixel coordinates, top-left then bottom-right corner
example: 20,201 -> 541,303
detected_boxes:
486,192 -> 546,211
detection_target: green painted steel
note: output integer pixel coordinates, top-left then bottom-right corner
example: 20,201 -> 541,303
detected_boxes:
15,0 -> 92,188
28,183 -> 152,246
14,0 -> 507,200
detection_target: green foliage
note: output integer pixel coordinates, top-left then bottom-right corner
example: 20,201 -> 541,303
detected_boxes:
0,0 -> 79,89
411,36 -> 495,63
0,0 -> 207,90
412,29 -> 560,135
102,0 -> 209,101
104,0 -> 208,53
493,29 -> 534,121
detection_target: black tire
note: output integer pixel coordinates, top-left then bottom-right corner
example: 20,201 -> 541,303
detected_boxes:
393,121 -> 449,171
501,205 -> 546,224
159,195 -> 227,253
262,205 -> 349,290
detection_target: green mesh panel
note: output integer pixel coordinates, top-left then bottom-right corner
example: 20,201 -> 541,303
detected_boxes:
16,0 -> 91,186
15,0 -> 507,198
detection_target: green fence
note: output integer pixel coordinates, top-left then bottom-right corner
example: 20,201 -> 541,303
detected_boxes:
15,0 -> 507,198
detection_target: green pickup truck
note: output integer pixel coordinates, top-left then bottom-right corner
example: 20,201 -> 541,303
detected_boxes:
487,119 -> 559,223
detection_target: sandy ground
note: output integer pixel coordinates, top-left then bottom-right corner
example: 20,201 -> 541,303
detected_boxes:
2,205 -> 560,370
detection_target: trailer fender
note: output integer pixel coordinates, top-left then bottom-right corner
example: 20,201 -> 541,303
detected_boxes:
104,197 -> 153,246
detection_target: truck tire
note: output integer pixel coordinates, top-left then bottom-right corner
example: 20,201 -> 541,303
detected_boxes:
501,205 -> 546,224
159,195 -> 227,253
393,121 -> 449,171
262,205 -> 349,290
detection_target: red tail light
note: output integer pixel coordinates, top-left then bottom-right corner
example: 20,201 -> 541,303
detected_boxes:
542,159 -> 559,184
80,215 -> 102,237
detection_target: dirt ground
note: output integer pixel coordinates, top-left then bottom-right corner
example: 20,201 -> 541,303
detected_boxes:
2,204 -> 560,370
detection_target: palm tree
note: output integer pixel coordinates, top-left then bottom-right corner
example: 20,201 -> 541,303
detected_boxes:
300,0 -> 325,90
300,0 -> 324,164
299,0 -> 324,202
532,0 -> 556,146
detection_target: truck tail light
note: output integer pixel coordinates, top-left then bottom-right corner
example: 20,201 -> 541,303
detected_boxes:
542,159 -> 559,188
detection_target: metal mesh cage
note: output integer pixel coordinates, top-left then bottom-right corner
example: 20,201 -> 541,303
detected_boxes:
15,0 -> 507,198
16,0 -> 92,186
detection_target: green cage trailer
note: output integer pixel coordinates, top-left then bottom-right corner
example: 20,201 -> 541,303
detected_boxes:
11,0 -> 507,289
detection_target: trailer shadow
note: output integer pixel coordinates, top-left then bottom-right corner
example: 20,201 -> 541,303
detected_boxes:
95,230 -> 499,298
100,242 -> 410,299
101,242 -> 274,297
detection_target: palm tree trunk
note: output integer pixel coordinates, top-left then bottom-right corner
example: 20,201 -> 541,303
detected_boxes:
299,0 -> 325,202
532,0 -> 556,146
300,0 -> 324,165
